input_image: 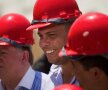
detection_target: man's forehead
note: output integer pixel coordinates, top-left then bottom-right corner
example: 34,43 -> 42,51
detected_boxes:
38,24 -> 65,34
38,29 -> 56,34
0,45 -> 11,50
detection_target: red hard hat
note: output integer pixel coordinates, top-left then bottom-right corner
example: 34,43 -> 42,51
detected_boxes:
59,12 -> 108,56
53,84 -> 83,90
27,0 -> 81,30
0,13 -> 34,47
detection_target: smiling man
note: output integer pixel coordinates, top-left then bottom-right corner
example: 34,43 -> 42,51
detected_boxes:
27,0 -> 82,87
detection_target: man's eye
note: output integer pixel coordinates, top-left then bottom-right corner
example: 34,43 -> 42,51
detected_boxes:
0,52 -> 6,55
49,34 -> 56,37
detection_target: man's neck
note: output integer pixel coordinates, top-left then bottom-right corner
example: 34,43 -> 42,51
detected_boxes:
61,60 -> 74,83
1,66 -> 30,90
1,77 -> 20,90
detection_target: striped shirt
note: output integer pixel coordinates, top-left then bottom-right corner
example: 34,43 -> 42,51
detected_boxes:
48,64 -> 79,86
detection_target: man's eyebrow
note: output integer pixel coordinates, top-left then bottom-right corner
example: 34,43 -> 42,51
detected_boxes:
47,31 -> 56,34
0,46 -> 10,50
37,30 -> 56,35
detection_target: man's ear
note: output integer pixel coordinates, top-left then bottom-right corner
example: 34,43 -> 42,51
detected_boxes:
22,50 -> 29,62
89,67 -> 102,80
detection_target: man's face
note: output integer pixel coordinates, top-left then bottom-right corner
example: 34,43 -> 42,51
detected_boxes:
38,24 -> 68,64
0,46 -> 24,79
72,61 -> 95,90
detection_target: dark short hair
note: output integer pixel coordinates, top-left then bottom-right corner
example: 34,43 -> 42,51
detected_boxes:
33,54 -> 52,74
78,55 -> 108,76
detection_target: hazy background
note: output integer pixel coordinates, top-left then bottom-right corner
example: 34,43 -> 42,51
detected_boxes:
0,0 -> 108,62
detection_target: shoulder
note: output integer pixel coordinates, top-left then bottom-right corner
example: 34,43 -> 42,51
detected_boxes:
35,71 -> 48,81
40,72 -> 55,90
41,72 -> 48,81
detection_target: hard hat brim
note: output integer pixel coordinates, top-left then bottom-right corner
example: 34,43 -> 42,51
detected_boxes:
59,46 -> 78,57
0,41 -> 10,46
26,23 -> 51,31
59,46 -> 108,61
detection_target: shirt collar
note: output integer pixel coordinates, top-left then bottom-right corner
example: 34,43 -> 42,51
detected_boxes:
49,64 -> 79,85
0,80 -> 4,90
16,67 -> 35,90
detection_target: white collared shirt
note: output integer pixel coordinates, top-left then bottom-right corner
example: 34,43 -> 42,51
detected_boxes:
0,67 -> 49,90
48,64 -> 79,86
16,67 -> 35,90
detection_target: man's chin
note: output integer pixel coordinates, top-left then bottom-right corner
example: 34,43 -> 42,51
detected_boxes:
46,55 -> 62,64
47,58 -> 58,64
48,60 -> 57,64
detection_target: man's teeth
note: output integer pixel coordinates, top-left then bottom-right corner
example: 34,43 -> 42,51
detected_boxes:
46,50 -> 55,54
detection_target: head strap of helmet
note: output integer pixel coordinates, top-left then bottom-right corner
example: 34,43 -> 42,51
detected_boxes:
64,54 -> 108,61
31,17 -> 76,25
61,46 -> 108,60
0,37 -> 29,48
